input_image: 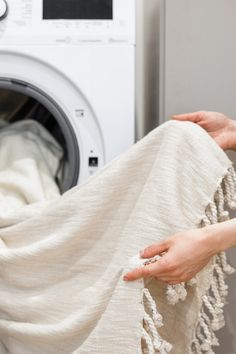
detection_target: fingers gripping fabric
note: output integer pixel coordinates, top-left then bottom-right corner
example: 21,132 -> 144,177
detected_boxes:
0,121 -> 235,354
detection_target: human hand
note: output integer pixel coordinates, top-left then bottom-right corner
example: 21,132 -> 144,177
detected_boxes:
123,228 -> 218,285
172,111 -> 236,151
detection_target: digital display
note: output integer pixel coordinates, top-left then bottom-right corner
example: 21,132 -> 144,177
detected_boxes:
43,0 -> 113,20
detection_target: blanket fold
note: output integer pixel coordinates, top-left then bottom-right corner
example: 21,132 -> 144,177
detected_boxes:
0,120 -> 235,354
0,119 -> 62,214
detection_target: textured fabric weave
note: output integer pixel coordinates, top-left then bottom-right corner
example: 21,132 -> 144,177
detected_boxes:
0,120 -> 235,354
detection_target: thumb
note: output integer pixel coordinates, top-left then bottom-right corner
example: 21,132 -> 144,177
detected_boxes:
140,241 -> 169,259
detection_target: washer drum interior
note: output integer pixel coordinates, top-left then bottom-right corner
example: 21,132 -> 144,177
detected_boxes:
0,79 -> 80,193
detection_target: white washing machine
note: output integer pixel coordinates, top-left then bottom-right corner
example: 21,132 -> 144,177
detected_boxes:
0,0 -> 136,192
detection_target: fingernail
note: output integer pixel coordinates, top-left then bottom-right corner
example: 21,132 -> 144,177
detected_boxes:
123,276 -> 128,281
139,250 -> 145,258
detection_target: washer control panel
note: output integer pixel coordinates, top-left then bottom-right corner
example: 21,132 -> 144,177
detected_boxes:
0,0 -> 135,45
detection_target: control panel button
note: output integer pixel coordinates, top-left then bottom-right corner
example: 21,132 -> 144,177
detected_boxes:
0,0 -> 8,20
89,157 -> 98,167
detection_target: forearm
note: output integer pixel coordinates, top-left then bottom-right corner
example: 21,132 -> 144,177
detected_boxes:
205,218 -> 236,253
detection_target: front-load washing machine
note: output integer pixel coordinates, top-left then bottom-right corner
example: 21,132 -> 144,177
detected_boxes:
0,0 -> 136,192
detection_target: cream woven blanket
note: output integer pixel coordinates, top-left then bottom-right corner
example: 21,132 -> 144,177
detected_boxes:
0,119 -> 62,213
0,120 -> 235,354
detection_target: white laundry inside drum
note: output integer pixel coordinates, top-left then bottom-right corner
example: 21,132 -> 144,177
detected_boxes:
0,119 -> 63,212
0,84 -> 80,194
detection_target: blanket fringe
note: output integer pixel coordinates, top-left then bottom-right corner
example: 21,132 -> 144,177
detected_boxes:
142,288 -> 173,354
190,166 -> 236,354
166,282 -> 187,305
141,166 -> 236,353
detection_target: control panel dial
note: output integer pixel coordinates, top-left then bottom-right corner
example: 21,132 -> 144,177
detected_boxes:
0,0 -> 8,20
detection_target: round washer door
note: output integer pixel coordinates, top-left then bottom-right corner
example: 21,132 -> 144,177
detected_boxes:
0,51 -> 105,192
0,78 -> 80,193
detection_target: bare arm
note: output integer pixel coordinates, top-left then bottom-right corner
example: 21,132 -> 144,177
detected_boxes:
206,218 -> 236,251
124,111 -> 236,284
124,219 -> 236,285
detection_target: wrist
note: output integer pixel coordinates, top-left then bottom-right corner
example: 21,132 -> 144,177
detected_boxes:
202,225 -> 224,255
203,219 -> 236,253
226,119 -> 236,150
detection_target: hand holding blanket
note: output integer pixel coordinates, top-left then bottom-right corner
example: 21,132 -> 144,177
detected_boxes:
0,120 -> 235,354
